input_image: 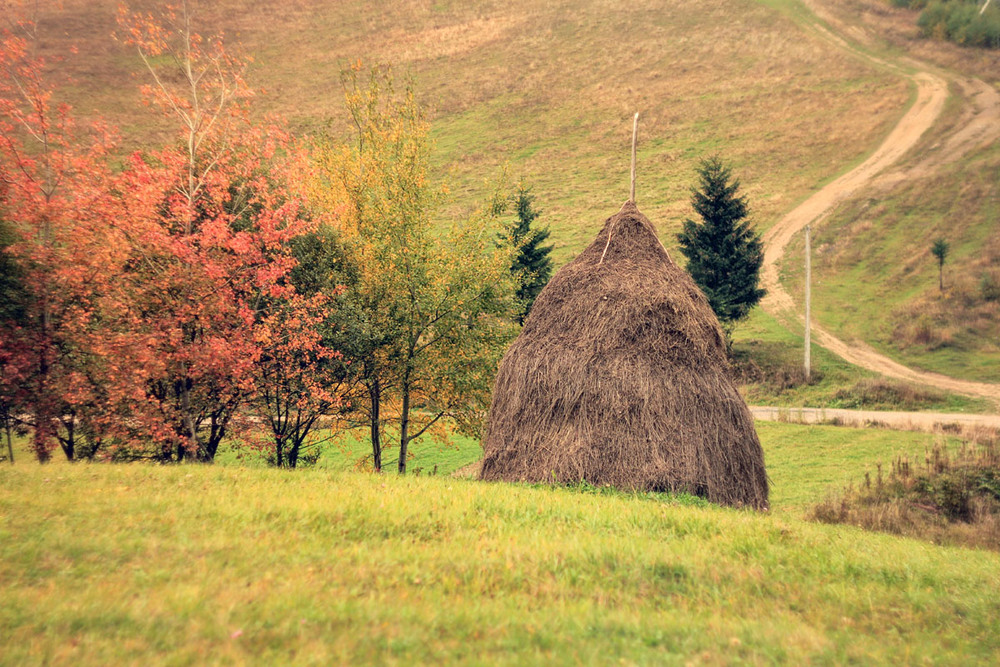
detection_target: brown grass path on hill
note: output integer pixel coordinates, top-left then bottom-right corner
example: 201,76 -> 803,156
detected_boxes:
761,0 -> 1000,404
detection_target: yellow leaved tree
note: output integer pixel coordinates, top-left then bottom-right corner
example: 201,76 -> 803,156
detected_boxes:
309,63 -> 518,473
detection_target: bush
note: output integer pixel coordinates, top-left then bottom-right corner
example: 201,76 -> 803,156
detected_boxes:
730,344 -> 818,392
831,378 -> 946,410
810,433 -> 1000,550
917,1 -> 1000,48
980,272 -> 1000,301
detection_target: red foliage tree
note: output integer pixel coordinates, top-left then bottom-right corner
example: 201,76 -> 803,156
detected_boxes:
253,289 -> 349,467
0,25 -> 121,462
1,4 -> 347,464
100,3 -> 325,461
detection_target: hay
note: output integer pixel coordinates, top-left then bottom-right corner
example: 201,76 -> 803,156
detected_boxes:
480,201 -> 769,510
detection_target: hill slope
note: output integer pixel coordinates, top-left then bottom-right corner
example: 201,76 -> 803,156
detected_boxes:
775,0 -> 1000,385
33,0 -> 907,263
26,0 -> 1000,389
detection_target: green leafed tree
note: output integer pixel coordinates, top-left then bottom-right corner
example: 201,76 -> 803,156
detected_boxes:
310,64 -> 519,474
931,238 -> 949,292
677,156 -> 765,344
506,185 -> 553,324
0,213 -> 28,463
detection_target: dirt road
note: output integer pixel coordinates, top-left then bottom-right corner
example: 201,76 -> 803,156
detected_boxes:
750,405 -> 1000,432
760,0 -> 1000,404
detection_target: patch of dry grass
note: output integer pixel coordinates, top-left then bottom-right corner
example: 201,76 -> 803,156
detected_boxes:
811,429 -> 1000,551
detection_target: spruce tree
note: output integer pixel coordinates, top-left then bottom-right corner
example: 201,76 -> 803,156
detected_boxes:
677,157 -> 765,342
508,186 -> 553,324
931,238 -> 949,292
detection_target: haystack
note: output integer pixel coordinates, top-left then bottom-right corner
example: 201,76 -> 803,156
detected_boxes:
480,200 -> 768,509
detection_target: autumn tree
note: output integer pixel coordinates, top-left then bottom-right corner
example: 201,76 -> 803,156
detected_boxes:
311,64 -> 518,473
250,227 -> 359,468
0,23 -> 120,462
108,3 -> 313,461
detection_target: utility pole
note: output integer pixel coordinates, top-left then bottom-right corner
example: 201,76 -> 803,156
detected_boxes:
804,224 -> 812,383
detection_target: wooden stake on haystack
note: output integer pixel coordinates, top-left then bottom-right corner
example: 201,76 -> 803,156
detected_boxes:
630,112 -> 639,203
600,113 -> 639,266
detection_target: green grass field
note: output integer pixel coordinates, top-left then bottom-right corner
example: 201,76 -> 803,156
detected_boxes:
2,423 -> 997,664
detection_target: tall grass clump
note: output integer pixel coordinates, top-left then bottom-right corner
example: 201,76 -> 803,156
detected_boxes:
811,429 -> 1000,550
831,378 -> 947,411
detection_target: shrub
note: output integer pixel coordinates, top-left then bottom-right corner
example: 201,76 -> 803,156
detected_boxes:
810,433 -> 1000,551
980,272 -> 1000,302
831,378 -> 946,410
917,1 -> 1000,48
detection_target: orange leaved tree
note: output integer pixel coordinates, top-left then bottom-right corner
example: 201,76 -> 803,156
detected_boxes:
0,23 -> 121,462
105,3 -> 316,461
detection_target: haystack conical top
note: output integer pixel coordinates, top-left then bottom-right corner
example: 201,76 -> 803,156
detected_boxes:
480,201 -> 768,509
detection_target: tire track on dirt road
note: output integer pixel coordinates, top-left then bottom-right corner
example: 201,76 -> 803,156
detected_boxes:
761,0 -> 1000,404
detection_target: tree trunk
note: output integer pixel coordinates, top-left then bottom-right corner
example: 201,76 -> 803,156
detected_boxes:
369,378 -> 382,472
34,295 -> 52,463
398,372 -> 411,475
4,419 -> 13,465
58,413 -> 75,462
179,373 -> 199,458
202,411 -> 227,463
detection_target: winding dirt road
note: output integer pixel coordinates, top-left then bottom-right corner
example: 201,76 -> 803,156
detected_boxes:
761,1 -> 1000,404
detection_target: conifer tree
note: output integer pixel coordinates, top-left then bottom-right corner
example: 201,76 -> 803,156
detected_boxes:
931,238 -> 949,292
508,186 -> 553,324
677,157 -> 765,343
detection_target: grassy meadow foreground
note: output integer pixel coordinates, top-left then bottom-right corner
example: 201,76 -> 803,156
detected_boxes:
2,423 -> 998,664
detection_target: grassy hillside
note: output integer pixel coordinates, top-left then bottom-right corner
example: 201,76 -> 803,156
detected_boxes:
833,0 -> 1000,85
773,0 -> 1000,385
32,0 -> 908,263
24,0 -> 999,389
732,309 -> 994,411
780,138 -> 1000,383
760,0 -> 1000,386
1,421 -> 997,664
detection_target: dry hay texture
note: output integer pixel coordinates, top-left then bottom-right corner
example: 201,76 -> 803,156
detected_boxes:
481,201 -> 769,510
